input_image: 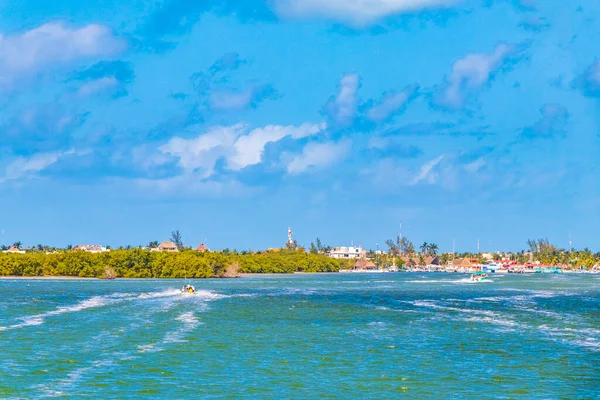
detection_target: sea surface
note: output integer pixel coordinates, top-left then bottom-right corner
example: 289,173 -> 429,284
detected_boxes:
0,273 -> 598,399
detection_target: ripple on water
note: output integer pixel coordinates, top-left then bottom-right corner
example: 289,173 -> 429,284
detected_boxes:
0,288 -> 225,331
2,275 -> 598,398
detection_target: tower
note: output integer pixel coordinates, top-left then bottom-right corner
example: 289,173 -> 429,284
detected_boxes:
287,227 -> 293,244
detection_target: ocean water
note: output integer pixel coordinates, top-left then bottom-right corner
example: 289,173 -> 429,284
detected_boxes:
0,274 -> 598,399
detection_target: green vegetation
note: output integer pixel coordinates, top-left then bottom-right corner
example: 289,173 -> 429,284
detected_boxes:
445,238 -> 600,269
0,249 -> 345,278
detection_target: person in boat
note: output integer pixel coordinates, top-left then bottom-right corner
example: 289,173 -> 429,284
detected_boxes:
182,284 -> 194,294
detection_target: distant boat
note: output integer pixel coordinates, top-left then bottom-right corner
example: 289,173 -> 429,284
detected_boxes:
181,284 -> 196,295
470,272 -> 488,282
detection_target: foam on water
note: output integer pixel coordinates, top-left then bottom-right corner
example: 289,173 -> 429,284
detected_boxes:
0,288 -> 225,331
406,278 -> 495,284
175,311 -> 201,326
463,316 -> 518,328
138,311 -> 202,352
2,275 -> 598,398
1,295 -> 113,331
137,288 -> 182,299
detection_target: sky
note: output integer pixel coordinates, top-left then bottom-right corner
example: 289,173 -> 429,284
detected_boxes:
1,0 -> 599,252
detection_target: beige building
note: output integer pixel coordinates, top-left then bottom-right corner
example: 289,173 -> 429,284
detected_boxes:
151,241 -> 179,252
4,246 -> 25,254
195,243 -> 209,252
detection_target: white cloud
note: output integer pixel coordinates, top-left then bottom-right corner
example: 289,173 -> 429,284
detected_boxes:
0,149 -> 79,183
228,123 -> 326,170
77,76 -> 119,97
324,73 -> 360,126
274,0 -> 460,25
434,43 -> 516,109
210,88 -> 257,111
367,136 -> 390,149
0,22 -> 124,87
366,84 -> 419,122
522,103 -> 569,139
286,139 -> 352,174
159,124 -> 242,178
209,84 -> 276,111
158,122 -> 326,177
411,154 -> 444,184
464,157 -> 485,173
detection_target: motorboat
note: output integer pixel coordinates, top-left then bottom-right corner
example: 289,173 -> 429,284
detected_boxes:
182,284 -> 196,295
470,272 -> 488,282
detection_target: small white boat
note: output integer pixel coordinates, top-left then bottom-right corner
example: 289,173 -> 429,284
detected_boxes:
181,284 -> 196,295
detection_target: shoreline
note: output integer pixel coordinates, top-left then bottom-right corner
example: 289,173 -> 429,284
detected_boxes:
1,271 -> 596,280
0,276 -> 98,280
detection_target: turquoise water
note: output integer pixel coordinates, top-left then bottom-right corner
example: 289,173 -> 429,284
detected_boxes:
1,274 -> 598,399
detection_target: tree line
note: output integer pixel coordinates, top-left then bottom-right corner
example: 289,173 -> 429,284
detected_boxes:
0,249 -> 347,278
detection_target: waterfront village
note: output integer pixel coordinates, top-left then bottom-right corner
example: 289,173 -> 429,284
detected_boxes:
2,228 -> 599,275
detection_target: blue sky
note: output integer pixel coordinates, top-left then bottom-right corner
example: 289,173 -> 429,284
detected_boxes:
1,0 -> 599,252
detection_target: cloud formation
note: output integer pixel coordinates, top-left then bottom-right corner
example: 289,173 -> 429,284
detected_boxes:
323,73 -> 360,127
522,104 -> 569,140
0,22 -> 124,88
285,139 -> 352,174
157,122 -> 326,178
432,43 -> 519,110
274,0 -> 460,25
0,149 -> 79,184
411,154 -> 444,184
72,60 -> 135,98
575,59 -> 600,98
190,53 -> 277,113
141,0 -> 276,50
364,84 -> 419,123
1,104 -> 88,153
209,84 -> 278,111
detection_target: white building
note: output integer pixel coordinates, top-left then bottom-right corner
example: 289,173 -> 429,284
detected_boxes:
75,245 -> 110,253
329,246 -> 366,259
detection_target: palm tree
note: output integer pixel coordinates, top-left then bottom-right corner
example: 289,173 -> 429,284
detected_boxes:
406,242 -> 415,256
429,243 -> 439,257
386,239 -> 398,257
12,241 -> 22,249
170,230 -> 183,250
420,242 -> 428,255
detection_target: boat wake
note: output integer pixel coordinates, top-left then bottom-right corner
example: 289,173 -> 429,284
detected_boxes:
138,311 -> 202,353
406,278 -> 494,284
1,295 -> 115,331
0,288 -> 225,331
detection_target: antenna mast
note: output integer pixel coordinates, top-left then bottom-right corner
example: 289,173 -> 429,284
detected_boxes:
452,238 -> 455,260
399,220 -> 402,241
